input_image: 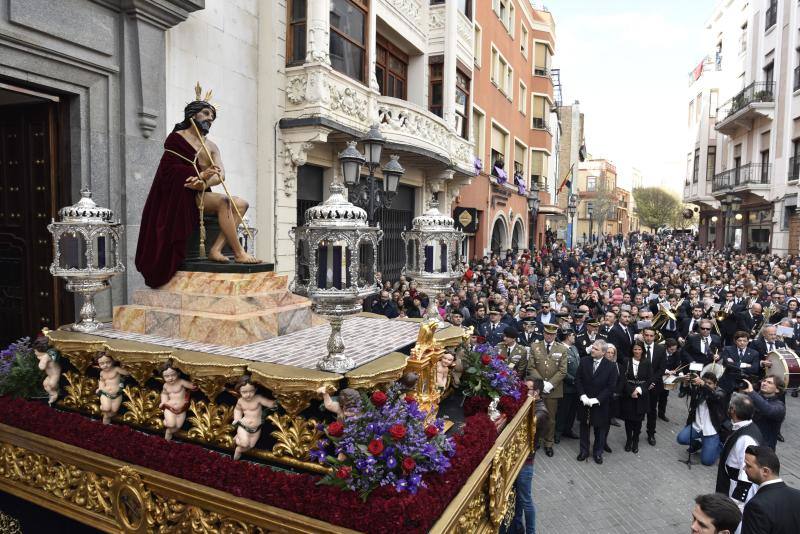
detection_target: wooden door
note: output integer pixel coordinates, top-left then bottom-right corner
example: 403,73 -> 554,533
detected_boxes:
0,102 -> 66,345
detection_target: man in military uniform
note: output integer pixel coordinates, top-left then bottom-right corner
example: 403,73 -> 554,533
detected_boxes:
498,327 -> 529,378
478,308 -> 507,346
576,320 -> 600,359
518,310 -> 543,346
598,311 -> 615,339
526,323 -> 569,457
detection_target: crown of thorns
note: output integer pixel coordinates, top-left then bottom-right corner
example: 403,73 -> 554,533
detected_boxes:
191,81 -> 217,108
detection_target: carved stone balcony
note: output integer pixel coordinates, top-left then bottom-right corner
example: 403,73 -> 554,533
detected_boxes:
283,64 -> 474,176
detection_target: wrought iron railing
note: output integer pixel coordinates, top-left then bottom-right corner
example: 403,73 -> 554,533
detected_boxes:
716,82 -> 775,119
711,163 -> 771,192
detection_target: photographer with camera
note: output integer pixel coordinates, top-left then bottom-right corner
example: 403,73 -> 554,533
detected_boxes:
741,375 -> 786,451
676,372 -> 728,466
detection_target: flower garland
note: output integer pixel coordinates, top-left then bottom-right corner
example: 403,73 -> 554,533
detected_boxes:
0,394 -> 525,533
314,385 -> 455,500
460,342 -> 522,401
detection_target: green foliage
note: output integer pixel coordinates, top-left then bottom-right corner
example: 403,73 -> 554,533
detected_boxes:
632,187 -> 681,230
0,338 -> 45,399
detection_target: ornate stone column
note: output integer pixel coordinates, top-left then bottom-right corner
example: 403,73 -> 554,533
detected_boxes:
305,0 -> 331,65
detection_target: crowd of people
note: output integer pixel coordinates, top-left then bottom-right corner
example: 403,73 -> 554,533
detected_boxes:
367,231 -> 800,533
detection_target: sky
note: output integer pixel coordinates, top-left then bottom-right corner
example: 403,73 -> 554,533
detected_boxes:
550,0 -> 713,193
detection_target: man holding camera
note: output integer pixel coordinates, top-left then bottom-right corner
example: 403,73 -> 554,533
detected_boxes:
676,372 -> 728,466
741,375 -> 786,451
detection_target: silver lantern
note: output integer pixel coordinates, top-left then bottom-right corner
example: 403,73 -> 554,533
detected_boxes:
401,193 -> 464,324
47,189 -> 125,332
291,178 -> 382,373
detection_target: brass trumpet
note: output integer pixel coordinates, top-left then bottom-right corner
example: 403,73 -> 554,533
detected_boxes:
715,301 -> 734,322
652,303 -> 677,343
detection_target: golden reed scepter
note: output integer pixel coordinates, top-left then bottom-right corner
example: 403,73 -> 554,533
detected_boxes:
190,117 -> 254,245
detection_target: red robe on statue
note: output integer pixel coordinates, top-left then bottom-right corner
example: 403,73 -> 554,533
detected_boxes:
135,132 -> 200,288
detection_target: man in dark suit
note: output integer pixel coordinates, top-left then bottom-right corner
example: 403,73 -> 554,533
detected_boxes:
575,320 -> 600,359
749,325 -> 785,360
606,310 -> 635,364
736,304 -> 764,339
679,304 -> 705,343
682,319 -> 723,366
575,339 -> 618,464
478,308 -> 508,346
742,445 -> 800,533
518,316 -> 542,346
640,327 -> 666,445
719,331 -> 763,395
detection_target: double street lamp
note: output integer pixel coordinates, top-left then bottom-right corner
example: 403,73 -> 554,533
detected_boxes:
527,180 -> 541,251
339,124 -> 405,226
567,194 -> 578,248
719,193 -> 742,250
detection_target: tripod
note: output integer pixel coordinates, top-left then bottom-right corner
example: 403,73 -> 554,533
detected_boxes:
678,381 -> 700,470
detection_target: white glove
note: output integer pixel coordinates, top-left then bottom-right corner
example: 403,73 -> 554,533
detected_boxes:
543,381 -> 554,394
740,362 -> 751,369
589,398 -> 600,406
580,394 -> 590,406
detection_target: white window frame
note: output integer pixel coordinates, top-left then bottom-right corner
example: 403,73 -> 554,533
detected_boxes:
506,64 -> 514,101
532,39 -> 553,76
474,21 -> 483,67
472,103 -> 486,160
520,23 -> 529,58
519,80 -> 527,114
490,44 -> 500,86
490,118 -> 511,169
513,136 -> 529,181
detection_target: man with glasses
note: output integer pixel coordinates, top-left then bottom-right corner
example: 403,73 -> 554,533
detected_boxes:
683,320 -> 722,367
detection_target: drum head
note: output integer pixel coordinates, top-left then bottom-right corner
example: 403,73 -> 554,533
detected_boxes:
767,349 -> 791,382
701,362 -> 724,379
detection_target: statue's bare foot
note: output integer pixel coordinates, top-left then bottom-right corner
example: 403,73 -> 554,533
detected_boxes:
234,252 -> 261,264
208,251 -> 230,263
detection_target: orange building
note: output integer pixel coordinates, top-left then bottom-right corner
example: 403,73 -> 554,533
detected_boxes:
452,1 -> 557,257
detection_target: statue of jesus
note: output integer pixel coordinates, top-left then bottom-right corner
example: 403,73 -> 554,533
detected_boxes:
135,84 -> 259,288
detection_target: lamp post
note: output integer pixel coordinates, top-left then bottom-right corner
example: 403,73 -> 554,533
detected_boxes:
720,194 -> 742,250
587,204 -> 594,244
345,124 -> 405,225
527,180 -> 541,251
567,194 -> 578,249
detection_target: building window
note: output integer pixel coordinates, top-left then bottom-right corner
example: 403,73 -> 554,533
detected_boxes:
706,145 -> 716,181
472,106 -> 486,160
493,0 -> 514,35
688,100 -> 694,126
457,0 -> 471,19
760,149 -> 770,184
696,92 -> 702,122
376,37 -> 408,99
766,0 -> 777,31
490,46 -> 499,85
519,81 -> 527,114
491,123 -> 509,171
505,65 -> 513,99
329,0 -> 368,83
534,42 -> 549,76
740,23 -> 747,54
530,150 -> 548,187
709,89 -> 718,118
455,68 -> 470,139
474,23 -> 482,67
287,0 -> 307,65
692,148 -> 700,183
587,176 -> 596,191
790,139 -> 800,182
764,61 -> 774,87
514,140 -> 527,179
531,95 -> 548,130
429,60 -> 443,117
520,25 -> 528,57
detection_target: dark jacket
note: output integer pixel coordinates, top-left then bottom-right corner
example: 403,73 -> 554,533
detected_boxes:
371,299 -> 399,319
682,333 -> 723,365
685,383 -> 729,439
741,481 -> 800,534
748,392 -> 786,450
575,357 -> 618,427
606,323 -> 635,364
477,320 -> 509,346
618,357 -> 653,421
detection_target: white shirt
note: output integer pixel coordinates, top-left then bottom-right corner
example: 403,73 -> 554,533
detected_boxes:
692,400 -> 717,437
755,478 -> 783,492
631,359 -> 642,395
727,420 -> 759,505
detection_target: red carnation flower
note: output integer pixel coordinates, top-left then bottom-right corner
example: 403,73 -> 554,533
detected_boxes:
327,421 -> 344,437
481,354 -> 491,365
402,457 -> 416,472
368,438 -> 385,456
500,371 -> 508,378
335,465 -> 352,479
388,424 -> 407,440
371,391 -> 388,407
425,425 -> 439,439
404,394 -> 416,403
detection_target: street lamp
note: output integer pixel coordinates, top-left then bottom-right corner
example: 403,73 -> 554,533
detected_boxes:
567,194 -> 578,248
527,179 -> 541,250
721,194 -> 741,250
587,204 -> 594,243
346,124 -> 405,225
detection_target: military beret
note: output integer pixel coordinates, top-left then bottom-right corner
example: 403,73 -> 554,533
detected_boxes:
543,324 -> 559,334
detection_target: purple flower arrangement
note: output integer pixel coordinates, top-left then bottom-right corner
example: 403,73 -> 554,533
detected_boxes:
313,384 -> 455,501
493,166 -> 508,184
0,337 -> 42,398
460,343 -> 522,400
474,157 -> 483,174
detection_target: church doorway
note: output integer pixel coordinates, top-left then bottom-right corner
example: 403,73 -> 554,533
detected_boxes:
0,83 -> 72,345
490,218 -> 507,255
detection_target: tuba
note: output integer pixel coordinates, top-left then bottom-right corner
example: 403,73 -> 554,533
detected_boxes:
651,303 -> 677,343
715,300 -> 734,322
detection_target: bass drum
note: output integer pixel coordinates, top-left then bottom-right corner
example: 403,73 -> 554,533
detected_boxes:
766,348 -> 800,390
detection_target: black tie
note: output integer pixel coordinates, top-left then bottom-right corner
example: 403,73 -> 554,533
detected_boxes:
768,342 -> 774,353
646,346 -> 652,361
593,359 -> 600,373
739,349 -> 744,359
546,343 -> 551,354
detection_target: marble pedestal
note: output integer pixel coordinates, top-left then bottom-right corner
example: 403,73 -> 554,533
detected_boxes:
113,271 -> 320,346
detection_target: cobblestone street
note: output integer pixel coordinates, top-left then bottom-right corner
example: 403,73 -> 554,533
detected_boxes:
534,393 -> 800,534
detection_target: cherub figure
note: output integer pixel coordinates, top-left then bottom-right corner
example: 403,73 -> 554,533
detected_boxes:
436,352 -> 457,393
232,376 -> 276,460
96,352 -> 130,424
159,362 -> 197,440
33,336 -> 61,405
316,386 -> 361,420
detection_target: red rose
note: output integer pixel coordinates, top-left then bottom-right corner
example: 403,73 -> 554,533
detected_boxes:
500,371 -> 508,378
335,465 -> 352,479
481,355 -> 491,365
368,438 -> 385,456
424,425 -> 439,439
388,424 -> 407,440
404,394 -> 416,403
327,421 -> 344,437
371,391 -> 388,407
497,355 -> 506,361
402,457 -> 416,472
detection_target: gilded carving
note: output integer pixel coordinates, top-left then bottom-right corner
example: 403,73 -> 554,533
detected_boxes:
488,416 -> 531,527
186,400 -> 235,448
267,413 -> 321,461
121,385 -> 164,430
62,349 -> 100,375
62,371 -> 100,415
456,486 -> 487,533
0,443 -> 114,518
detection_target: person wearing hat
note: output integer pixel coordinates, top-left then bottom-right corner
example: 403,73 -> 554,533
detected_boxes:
526,323 -> 569,456
478,307 -> 507,346
573,312 -> 588,336
499,326 -> 529,378
519,316 -> 543,346
555,329 -> 581,442
576,320 -> 601,359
